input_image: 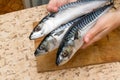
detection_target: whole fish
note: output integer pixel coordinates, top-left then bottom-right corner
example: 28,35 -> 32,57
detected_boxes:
56,3 -> 113,66
34,15 -> 85,56
29,0 -> 111,40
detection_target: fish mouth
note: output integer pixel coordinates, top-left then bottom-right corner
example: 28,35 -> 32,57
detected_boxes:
29,32 -> 39,40
29,31 -> 44,40
29,26 -> 45,40
29,32 -> 34,40
34,49 -> 43,56
56,56 -> 67,66
34,48 -> 47,57
56,57 -> 62,66
34,49 -> 40,56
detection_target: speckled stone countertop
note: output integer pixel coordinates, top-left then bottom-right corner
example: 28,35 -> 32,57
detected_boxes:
0,1 -> 120,80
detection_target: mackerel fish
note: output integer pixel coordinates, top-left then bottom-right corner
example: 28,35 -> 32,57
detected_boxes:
29,0 -> 111,40
34,15 -> 85,56
56,3 -> 113,66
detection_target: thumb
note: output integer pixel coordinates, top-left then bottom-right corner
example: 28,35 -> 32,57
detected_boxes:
47,0 -> 58,12
84,19 -> 105,43
83,12 -> 117,43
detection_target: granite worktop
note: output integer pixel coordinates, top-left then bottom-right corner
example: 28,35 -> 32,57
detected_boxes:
1,1 -> 120,80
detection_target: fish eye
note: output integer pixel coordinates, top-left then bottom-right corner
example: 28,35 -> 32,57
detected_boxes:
39,45 -> 44,50
40,43 -> 46,49
39,42 -> 49,52
62,50 -> 69,57
34,22 -> 44,32
35,27 -> 41,32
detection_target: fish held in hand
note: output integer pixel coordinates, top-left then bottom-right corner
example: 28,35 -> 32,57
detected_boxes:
34,15 -> 85,56
56,3 -> 113,66
29,0 -> 111,40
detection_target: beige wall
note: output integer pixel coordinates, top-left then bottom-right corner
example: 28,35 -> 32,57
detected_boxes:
0,0 -> 24,15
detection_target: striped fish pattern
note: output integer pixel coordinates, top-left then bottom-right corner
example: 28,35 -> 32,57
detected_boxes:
56,3 -> 113,66
29,0 -> 110,40
34,15 -> 85,56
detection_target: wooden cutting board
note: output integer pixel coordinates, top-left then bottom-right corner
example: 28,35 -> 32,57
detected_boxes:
33,21 -> 120,72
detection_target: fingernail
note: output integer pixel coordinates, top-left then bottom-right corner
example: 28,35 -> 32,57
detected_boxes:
54,7 -> 58,12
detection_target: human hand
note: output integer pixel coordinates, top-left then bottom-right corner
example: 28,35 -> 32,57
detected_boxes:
81,11 -> 120,49
47,0 -> 77,12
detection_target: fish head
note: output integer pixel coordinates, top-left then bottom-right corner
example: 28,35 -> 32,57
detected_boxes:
29,19 -> 54,40
29,22 -> 45,40
34,40 -> 49,56
56,40 -> 74,66
34,35 -> 57,56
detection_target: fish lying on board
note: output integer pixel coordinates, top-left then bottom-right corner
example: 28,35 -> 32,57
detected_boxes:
34,15 -> 85,56
56,3 -> 113,66
29,0 -> 111,40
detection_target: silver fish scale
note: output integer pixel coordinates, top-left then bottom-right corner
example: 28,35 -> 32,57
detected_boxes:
33,13 -> 56,30
58,0 -> 112,11
35,16 -> 85,52
40,0 -> 113,24
41,0 -> 112,23
34,15 -> 86,56
42,15 -> 85,42
78,6 -> 106,30
58,0 -> 80,11
58,0 -> 95,11
50,15 -> 85,35
56,3 -> 113,65
32,13 -> 56,32
60,4 -> 112,45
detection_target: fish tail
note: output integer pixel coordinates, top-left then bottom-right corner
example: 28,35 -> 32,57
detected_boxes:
110,0 -> 114,3
109,0 -> 114,5
109,0 -> 117,9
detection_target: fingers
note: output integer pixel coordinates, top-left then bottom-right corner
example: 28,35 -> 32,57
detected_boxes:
81,13 -> 112,49
47,6 -> 58,12
47,0 -> 67,12
47,0 -> 77,12
81,11 -> 120,49
81,12 -> 119,49
47,0 -> 58,12
82,27 -> 109,49
84,18 -> 106,43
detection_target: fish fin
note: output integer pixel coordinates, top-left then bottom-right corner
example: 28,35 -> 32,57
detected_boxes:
40,13 -> 52,22
74,30 -> 81,40
113,6 -> 117,10
110,0 -> 114,4
44,43 -> 49,52
49,12 -> 56,17
109,0 -> 116,9
78,30 -> 82,39
51,35 -> 57,45
74,31 -> 79,39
